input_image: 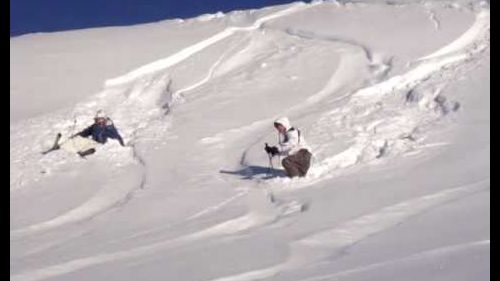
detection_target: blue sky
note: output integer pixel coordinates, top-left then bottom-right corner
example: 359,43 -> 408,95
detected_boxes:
10,0 -> 302,37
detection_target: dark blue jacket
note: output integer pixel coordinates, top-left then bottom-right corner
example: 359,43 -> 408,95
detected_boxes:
78,120 -> 124,146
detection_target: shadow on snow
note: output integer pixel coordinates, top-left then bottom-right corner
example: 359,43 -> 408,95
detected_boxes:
220,165 -> 287,180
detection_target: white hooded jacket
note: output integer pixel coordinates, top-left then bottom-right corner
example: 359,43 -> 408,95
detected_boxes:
274,117 -> 310,156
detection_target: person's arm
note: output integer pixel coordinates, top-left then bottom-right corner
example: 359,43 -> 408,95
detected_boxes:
107,125 -> 125,146
74,125 -> 93,138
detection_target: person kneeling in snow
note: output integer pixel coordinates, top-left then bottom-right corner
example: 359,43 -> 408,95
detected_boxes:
59,110 -> 125,157
265,117 -> 312,178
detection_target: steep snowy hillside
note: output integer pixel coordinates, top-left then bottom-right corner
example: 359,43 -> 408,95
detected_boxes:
11,1 -> 489,281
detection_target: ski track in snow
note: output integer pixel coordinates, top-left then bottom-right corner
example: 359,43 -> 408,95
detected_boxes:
10,177 -> 489,281
419,8 -> 489,61
167,32 -> 254,106
424,5 -> 441,31
284,28 -> 376,63
108,189 -> 250,244
206,178 -> 490,281
10,164 -> 143,239
104,2 -> 315,88
303,7 -> 489,182
10,189 -> 299,281
297,239 -> 490,281
199,25 -> 373,150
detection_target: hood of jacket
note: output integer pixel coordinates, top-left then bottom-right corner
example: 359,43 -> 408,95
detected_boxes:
274,117 -> 291,131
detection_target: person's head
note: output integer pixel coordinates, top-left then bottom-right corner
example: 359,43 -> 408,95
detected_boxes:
94,110 -> 107,125
274,122 -> 286,134
274,117 -> 290,134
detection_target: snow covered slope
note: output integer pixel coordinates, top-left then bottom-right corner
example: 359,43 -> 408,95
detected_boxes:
11,1 -> 489,280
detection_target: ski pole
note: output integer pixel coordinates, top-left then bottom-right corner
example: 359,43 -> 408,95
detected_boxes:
68,117 -> 78,139
265,143 -> 274,175
71,117 -> 77,132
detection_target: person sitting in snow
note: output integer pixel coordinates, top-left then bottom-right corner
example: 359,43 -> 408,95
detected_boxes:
265,117 -> 312,178
52,110 -> 125,157
74,110 -> 125,146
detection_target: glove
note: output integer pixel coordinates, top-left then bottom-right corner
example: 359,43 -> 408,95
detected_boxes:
265,145 -> 279,156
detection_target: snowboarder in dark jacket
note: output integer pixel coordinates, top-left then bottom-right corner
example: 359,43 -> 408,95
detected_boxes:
43,110 -> 125,158
76,110 -> 125,146
65,110 -> 125,157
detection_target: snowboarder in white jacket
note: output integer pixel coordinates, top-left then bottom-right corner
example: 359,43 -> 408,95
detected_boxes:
265,117 -> 312,177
